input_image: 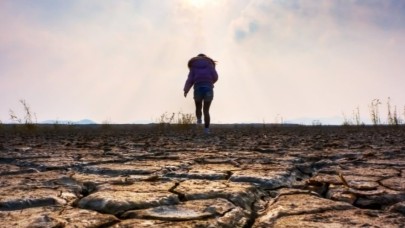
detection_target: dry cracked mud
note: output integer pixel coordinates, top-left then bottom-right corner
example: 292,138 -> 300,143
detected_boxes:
1,124 -> 405,227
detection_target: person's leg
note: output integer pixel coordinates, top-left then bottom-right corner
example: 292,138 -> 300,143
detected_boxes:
195,100 -> 203,122
203,100 -> 211,129
202,87 -> 214,131
194,88 -> 203,123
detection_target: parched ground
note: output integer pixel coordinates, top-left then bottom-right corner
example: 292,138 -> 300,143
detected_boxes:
0,124 -> 405,227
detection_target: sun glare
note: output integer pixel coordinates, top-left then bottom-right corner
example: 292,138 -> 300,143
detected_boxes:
185,0 -> 216,8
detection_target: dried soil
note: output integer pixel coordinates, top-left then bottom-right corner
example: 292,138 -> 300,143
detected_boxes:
1,124 -> 405,227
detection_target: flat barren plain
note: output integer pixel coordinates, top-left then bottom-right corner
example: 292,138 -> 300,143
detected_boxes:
1,124 -> 405,227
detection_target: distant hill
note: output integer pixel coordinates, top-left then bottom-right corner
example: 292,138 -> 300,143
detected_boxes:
41,119 -> 97,124
284,116 -> 343,125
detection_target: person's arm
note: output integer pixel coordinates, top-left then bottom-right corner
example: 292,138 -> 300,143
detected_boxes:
183,70 -> 194,97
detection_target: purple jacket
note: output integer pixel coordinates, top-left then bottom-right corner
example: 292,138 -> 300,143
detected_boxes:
183,56 -> 218,93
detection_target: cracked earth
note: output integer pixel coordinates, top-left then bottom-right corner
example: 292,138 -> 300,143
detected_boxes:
1,125 -> 405,227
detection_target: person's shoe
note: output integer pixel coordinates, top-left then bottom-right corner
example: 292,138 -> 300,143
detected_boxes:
197,119 -> 202,124
204,128 -> 210,134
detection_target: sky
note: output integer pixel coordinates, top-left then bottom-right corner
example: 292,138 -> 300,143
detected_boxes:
1,0 -> 405,124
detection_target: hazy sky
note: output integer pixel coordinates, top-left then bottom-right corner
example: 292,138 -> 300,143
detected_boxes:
1,0 -> 405,124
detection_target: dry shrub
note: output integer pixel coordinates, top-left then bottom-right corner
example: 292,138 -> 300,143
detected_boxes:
342,106 -> 362,126
158,112 -> 196,125
157,111 -> 197,132
9,99 -> 37,131
176,112 -> 196,125
369,99 -> 381,125
387,97 -> 400,125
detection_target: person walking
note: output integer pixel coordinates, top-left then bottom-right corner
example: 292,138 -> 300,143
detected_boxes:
183,53 -> 218,134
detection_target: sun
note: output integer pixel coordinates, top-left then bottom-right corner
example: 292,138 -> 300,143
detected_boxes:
185,0 -> 216,8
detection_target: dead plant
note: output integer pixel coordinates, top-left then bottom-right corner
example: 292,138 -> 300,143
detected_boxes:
369,99 -> 381,125
387,97 -> 399,125
353,106 -> 361,125
9,99 -> 37,130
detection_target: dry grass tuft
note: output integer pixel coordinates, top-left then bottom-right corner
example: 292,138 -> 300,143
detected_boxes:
343,106 -> 363,126
157,112 -> 196,125
387,97 -> 400,125
369,99 -> 381,125
9,99 -> 37,131
156,111 -> 197,132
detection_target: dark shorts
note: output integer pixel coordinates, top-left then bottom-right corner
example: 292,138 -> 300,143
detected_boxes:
194,86 -> 214,102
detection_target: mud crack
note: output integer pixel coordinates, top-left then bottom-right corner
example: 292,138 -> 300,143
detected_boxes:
169,181 -> 186,202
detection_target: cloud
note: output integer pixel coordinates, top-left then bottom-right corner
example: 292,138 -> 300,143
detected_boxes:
223,0 -> 405,120
230,0 -> 405,44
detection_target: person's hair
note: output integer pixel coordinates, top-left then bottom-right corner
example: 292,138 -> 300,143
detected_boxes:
188,53 -> 217,68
